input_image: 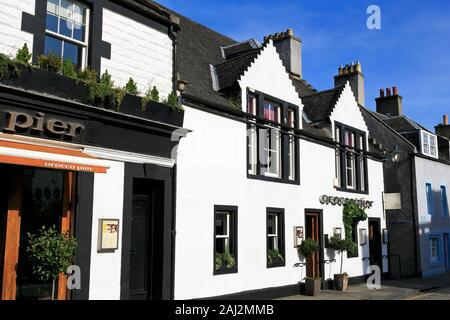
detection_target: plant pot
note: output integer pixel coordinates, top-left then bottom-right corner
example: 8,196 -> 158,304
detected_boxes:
334,274 -> 349,291
304,278 -> 321,296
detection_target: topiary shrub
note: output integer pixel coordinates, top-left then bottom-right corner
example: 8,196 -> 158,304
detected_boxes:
328,236 -> 357,275
16,43 -> 32,65
299,238 -> 320,258
124,77 -> 139,95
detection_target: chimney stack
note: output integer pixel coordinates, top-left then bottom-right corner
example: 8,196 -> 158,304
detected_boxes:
436,114 -> 450,139
264,29 -> 302,78
334,61 -> 365,106
376,86 -> 403,117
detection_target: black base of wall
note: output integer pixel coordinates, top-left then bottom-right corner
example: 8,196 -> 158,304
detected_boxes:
199,284 -> 301,300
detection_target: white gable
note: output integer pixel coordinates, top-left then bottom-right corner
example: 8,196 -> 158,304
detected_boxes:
330,82 -> 369,137
238,40 -> 303,126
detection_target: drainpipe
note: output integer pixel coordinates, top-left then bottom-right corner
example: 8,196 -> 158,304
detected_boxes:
409,154 -> 421,276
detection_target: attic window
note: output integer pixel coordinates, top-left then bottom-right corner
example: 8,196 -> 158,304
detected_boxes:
422,131 -> 438,158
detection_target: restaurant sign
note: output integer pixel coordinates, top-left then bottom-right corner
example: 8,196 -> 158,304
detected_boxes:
319,195 -> 374,209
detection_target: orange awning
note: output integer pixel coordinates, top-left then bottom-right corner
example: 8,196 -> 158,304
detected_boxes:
0,140 -> 109,174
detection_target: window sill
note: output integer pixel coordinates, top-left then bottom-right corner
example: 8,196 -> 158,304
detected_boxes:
214,266 -> 238,276
248,174 -> 300,185
267,259 -> 286,269
335,187 -> 369,195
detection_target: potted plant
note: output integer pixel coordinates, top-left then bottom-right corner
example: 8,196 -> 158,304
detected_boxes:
267,249 -> 284,267
299,238 -> 321,296
215,250 -> 236,274
26,226 -> 77,300
328,236 -> 357,291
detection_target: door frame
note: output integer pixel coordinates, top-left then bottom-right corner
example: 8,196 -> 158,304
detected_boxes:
304,209 -> 324,279
368,218 -> 383,273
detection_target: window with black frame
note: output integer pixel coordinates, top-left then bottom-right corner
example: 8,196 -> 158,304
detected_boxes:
214,206 -> 238,275
247,91 -> 299,184
335,123 -> 367,193
45,0 -> 89,70
267,209 -> 285,268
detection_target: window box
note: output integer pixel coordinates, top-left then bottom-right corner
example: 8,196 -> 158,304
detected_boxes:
1,64 -> 184,127
267,255 -> 285,268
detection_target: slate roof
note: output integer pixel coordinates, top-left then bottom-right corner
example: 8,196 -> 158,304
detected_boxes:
291,77 -> 317,97
222,39 -> 261,59
300,86 -> 346,122
381,115 -> 433,133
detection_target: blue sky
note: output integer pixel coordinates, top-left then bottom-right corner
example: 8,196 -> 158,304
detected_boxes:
157,0 -> 450,130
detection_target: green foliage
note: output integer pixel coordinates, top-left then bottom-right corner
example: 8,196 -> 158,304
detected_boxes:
26,225 -> 77,282
0,53 -> 20,80
163,91 -> 182,111
78,67 -> 98,83
267,249 -> 284,264
141,86 -> 160,110
16,43 -> 32,65
61,58 -> 77,78
299,238 -> 320,258
215,250 -> 236,270
114,87 -> 126,110
37,53 -> 62,73
124,77 -> 139,95
328,236 -> 358,275
87,70 -> 116,107
343,200 -> 368,239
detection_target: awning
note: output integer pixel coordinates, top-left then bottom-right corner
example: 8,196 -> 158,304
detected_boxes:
0,140 -> 110,174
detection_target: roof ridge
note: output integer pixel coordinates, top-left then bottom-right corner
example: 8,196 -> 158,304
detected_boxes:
301,85 -> 345,99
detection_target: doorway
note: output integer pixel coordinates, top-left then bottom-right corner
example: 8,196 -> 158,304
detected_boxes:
0,165 -> 75,300
444,234 -> 449,272
305,211 -> 323,278
128,178 -> 165,300
369,218 -> 382,272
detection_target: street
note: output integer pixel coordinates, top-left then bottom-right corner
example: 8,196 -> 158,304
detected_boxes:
281,272 -> 450,300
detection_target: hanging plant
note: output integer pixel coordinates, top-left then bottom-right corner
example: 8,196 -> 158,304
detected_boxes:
342,200 -> 368,239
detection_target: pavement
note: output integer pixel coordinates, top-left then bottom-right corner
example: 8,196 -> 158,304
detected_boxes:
280,272 -> 450,300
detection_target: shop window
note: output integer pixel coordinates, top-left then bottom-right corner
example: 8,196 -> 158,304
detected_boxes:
214,206 -> 238,275
45,0 -> 89,70
267,209 -> 285,268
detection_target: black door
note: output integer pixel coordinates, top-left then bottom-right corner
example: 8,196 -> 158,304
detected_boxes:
369,219 -> 382,272
129,179 -> 164,300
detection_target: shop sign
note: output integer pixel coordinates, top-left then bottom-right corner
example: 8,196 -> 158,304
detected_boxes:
3,111 -> 84,138
319,195 -> 374,209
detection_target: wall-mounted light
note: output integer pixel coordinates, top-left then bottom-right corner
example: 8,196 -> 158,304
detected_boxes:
177,79 -> 189,93
389,146 -> 402,163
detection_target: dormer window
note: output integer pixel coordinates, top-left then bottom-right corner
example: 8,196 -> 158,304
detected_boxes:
335,122 -> 368,193
422,131 -> 438,158
246,90 -> 299,184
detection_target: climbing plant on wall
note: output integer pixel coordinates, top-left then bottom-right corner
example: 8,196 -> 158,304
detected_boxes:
342,200 -> 368,239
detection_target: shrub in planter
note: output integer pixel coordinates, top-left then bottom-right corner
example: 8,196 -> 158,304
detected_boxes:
78,67 -> 98,83
16,43 -> 32,65
215,250 -> 236,272
267,249 -> 284,265
163,91 -> 184,112
299,239 -> 321,296
0,53 -> 20,80
61,58 -> 77,79
37,53 -> 62,73
124,77 -> 139,95
328,236 -> 357,291
26,225 -> 77,300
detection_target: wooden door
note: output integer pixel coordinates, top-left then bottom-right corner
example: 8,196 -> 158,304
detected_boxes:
305,213 -> 320,278
369,219 -> 382,272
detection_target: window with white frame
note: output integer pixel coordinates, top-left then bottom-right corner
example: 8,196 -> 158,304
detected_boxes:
45,0 -> 89,69
422,131 -> 438,158
430,237 -> 439,263
266,209 -> 285,267
214,207 -> 237,274
260,100 -> 281,178
287,109 -> 296,181
335,123 -> 367,192
247,94 -> 258,175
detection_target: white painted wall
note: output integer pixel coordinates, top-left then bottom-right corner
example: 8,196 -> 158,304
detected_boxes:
88,160 -> 125,300
175,43 -> 387,299
101,8 -> 173,99
415,156 -> 450,277
0,0 -> 35,57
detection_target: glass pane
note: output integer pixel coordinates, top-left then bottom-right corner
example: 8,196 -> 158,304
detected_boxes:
60,0 -> 73,20
267,236 -> 276,251
215,213 -> 228,236
264,101 -> 280,123
73,23 -> 85,42
215,238 -> 227,254
46,13 -> 59,33
59,18 -> 74,38
73,3 -> 86,24
44,36 -> 62,56
267,214 -> 276,235
63,41 -> 81,68
47,0 -> 59,15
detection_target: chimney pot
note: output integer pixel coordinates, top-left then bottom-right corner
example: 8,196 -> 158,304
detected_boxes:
393,86 -> 398,96
380,89 -> 385,98
444,115 -> 449,125
287,29 -> 294,36
386,88 -> 392,96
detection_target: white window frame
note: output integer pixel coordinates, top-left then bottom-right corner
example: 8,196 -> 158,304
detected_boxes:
345,130 -> 356,190
262,101 -> 281,178
359,135 -> 365,192
247,95 -> 258,175
430,237 -> 439,263
45,0 -> 90,69
335,126 -> 341,187
215,212 -> 230,253
267,213 -> 279,251
422,130 -> 438,158
287,109 -> 296,181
